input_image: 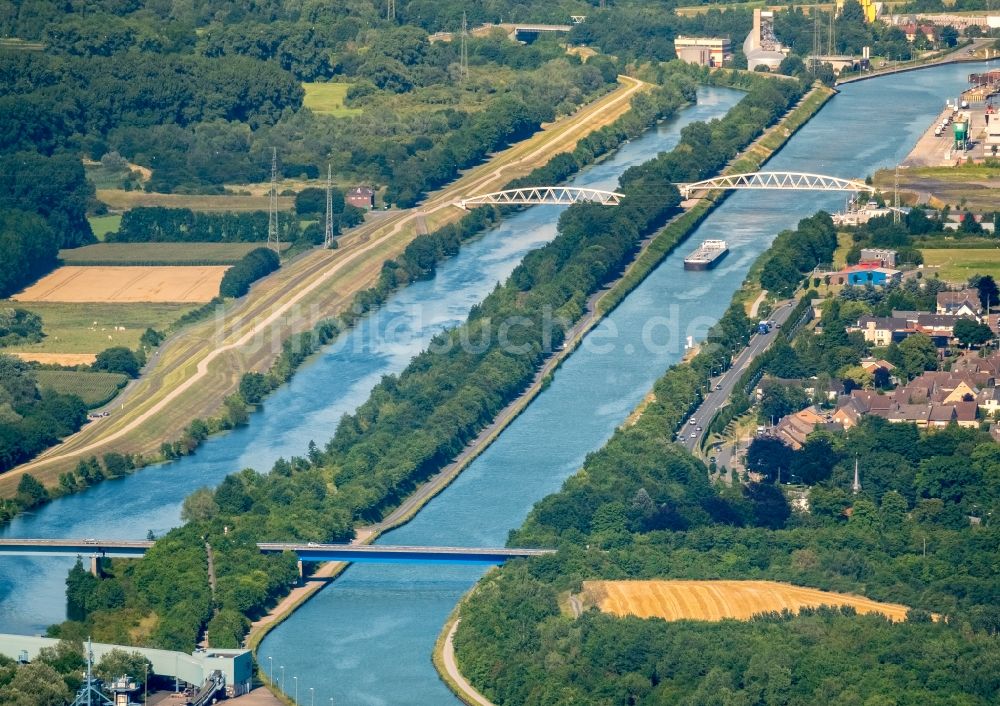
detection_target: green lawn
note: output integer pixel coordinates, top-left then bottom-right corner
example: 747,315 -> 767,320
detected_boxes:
302,82 -> 362,117
60,242 -> 286,265
87,215 -> 122,241
3,301 -> 195,354
34,370 -> 129,407
921,248 -> 1000,283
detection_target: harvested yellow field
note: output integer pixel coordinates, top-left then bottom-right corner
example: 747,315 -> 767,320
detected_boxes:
11,352 -> 97,366
13,266 -> 228,303
582,580 -> 911,623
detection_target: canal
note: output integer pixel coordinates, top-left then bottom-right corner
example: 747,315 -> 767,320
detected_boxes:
256,62 -> 993,704
1,62 -> 988,703
0,86 -> 743,635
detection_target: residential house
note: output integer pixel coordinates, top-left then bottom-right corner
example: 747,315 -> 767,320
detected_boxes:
937,289 -> 981,317
851,316 -> 908,346
773,407 -> 843,449
346,186 -> 375,209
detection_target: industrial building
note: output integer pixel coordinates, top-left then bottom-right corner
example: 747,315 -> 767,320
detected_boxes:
0,634 -> 254,698
674,36 -> 731,67
743,9 -> 788,72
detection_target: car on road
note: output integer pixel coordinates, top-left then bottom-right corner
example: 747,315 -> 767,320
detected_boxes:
689,432 -> 697,438
84,538 -> 98,544
307,542 -> 319,547
715,384 -> 722,390
696,426 -> 702,431
689,419 -> 697,425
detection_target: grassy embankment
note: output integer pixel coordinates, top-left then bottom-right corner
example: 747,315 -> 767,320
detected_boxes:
0,76 -> 648,498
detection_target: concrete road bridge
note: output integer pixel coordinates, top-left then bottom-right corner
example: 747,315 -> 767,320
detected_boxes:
457,186 -> 624,209
0,538 -> 554,565
679,171 -> 875,199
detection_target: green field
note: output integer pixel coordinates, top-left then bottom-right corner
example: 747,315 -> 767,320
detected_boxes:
3,301 -> 196,354
60,242 -> 286,265
34,370 -> 129,408
302,82 -> 362,117
921,248 -> 1000,283
87,215 -> 122,241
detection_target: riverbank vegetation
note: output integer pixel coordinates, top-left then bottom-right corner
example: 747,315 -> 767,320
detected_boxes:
451,210 -> 1000,703
49,67 -> 810,651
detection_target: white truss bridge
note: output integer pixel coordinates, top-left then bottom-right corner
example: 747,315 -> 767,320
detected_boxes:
680,171 -> 874,199
457,187 -> 625,209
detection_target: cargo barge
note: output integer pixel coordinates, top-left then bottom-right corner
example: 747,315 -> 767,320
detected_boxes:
683,239 -> 729,270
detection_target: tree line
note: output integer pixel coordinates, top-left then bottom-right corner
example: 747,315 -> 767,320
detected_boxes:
49,66 -> 811,651
110,208 -> 296,244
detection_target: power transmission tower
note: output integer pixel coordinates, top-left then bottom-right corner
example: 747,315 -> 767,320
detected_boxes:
811,9 -> 821,72
893,164 -> 900,224
387,0 -> 395,21
268,148 -> 279,255
460,11 -> 469,82
324,164 -> 335,249
828,6 -> 835,56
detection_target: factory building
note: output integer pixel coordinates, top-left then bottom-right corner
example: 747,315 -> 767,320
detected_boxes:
743,9 -> 788,72
674,36 -> 731,67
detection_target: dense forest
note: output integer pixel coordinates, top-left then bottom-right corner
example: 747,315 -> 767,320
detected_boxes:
452,212 -> 1000,704
48,67 -> 810,650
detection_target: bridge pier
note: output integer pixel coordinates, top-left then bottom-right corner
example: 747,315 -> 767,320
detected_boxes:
90,555 -> 101,578
297,559 -> 304,584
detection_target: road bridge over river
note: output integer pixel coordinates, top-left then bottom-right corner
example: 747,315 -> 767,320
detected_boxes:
0,538 -> 553,564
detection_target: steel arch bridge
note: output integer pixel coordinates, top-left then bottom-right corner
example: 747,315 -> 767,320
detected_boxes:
679,171 -> 874,199
457,186 -> 625,209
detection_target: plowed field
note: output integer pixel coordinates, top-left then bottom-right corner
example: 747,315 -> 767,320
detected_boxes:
581,580 -> 911,622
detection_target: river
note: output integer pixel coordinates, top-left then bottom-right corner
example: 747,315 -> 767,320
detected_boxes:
0,63 -> 988,703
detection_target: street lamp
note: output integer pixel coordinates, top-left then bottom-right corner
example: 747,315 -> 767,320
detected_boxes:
294,676 -> 299,705
280,666 -> 285,693
310,687 -> 315,706
267,656 -> 273,685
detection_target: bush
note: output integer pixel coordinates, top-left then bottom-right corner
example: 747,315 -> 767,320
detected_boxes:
219,248 -> 281,298
93,346 -> 141,377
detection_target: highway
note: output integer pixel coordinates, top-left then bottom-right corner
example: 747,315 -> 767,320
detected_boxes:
679,298 -> 797,456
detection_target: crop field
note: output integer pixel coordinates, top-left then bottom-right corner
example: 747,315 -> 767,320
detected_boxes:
12,352 -> 98,365
60,242 -> 286,266
303,82 -> 362,117
13,266 -> 228,303
580,580 -> 911,623
920,248 -> 1000,283
34,370 -> 129,407
3,301 -> 193,355
96,189 -> 294,212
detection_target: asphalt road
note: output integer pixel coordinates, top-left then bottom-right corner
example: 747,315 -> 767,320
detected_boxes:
679,298 -> 797,456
